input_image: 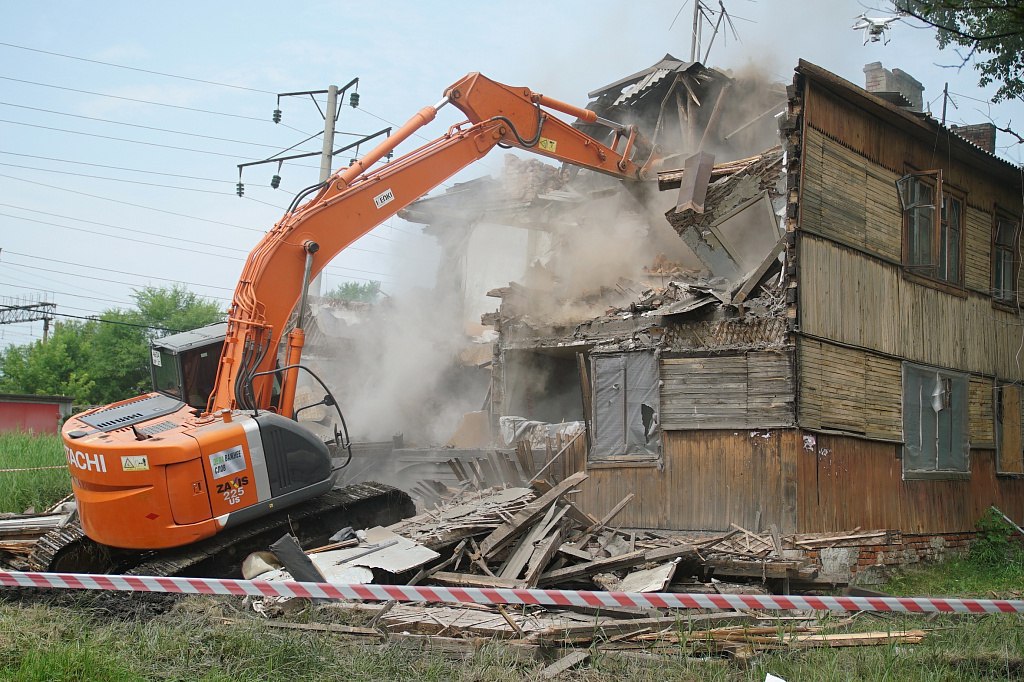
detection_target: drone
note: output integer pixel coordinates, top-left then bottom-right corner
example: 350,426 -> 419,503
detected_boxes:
852,13 -> 901,45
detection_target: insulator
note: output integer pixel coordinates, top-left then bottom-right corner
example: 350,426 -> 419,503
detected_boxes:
272,108 -> 282,124
270,174 -> 281,189
349,92 -> 360,108
236,182 -> 244,197
349,158 -> 357,166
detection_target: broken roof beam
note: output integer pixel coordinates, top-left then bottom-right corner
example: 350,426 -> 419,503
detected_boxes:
674,150 -> 715,214
657,152 -> 766,192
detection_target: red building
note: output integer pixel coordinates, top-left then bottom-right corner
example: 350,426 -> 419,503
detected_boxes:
0,394 -> 74,434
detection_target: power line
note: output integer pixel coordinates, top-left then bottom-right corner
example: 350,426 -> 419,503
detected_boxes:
0,204 -> 393,265
0,161 -> 234,194
0,261 -> 134,302
0,101 -> 322,153
0,41 -> 276,95
3,250 -> 234,291
0,75 -> 268,122
0,212 -> 252,261
1,258 -> 235,299
0,118 -> 263,160
0,174 -> 263,231
47,309 -> 207,333
0,280 -> 135,306
1,151 -> 238,183
0,176 -> 404,262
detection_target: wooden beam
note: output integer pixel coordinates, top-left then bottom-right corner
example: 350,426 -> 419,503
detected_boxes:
675,151 -> 715,214
538,650 -> 589,679
429,571 -> 521,589
539,549 -> 646,585
479,471 -> 587,559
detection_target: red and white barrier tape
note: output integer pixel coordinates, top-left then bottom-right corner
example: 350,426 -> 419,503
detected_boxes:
2,570 -> 1023,614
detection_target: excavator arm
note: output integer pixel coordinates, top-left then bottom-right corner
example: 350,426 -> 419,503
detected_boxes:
57,72 -> 657,552
209,73 -> 656,416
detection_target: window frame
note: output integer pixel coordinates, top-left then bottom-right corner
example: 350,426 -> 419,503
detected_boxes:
897,169 -> 966,292
901,362 -> 970,481
587,350 -> 661,464
992,208 -> 1020,308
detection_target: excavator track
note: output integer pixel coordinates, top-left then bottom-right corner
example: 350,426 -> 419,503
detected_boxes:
29,483 -> 414,577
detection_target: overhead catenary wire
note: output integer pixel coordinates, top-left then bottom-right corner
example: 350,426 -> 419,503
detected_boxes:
1,260 -> 235,301
0,102 -> 326,153
0,119 -> 266,160
0,161 -> 237,194
0,75 -> 270,122
0,41 -> 278,94
0,280 -> 136,307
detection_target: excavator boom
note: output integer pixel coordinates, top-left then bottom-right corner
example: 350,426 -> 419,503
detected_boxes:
59,72 -> 655,552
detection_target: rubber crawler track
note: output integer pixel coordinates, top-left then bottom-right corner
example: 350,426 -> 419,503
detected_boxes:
29,483 -> 415,577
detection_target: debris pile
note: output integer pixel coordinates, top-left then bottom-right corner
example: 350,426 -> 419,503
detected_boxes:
236,476 -> 927,664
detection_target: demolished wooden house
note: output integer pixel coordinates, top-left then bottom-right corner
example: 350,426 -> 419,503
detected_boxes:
395,56 -> 1024,579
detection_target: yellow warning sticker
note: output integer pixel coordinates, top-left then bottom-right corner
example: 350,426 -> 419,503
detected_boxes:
538,137 -> 557,153
121,455 -> 149,472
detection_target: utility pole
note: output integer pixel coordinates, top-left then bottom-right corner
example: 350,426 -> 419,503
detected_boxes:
690,0 -> 702,62
237,79 -> 393,300
311,84 -> 339,298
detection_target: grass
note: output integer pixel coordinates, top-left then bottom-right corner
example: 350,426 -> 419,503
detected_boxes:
0,432 -> 70,514
2,553 -> 1024,681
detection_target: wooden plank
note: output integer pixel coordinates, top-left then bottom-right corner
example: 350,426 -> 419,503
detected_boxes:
429,572 -> 521,589
539,550 -> 646,585
522,525 -> 567,588
499,504 -> 561,580
538,650 -> 589,679
1000,384 -> 1023,474
478,471 -> 587,558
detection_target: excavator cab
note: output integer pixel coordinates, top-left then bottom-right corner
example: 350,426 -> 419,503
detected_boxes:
151,323 -> 226,410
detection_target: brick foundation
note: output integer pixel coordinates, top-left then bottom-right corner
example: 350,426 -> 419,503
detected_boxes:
798,532 -> 974,585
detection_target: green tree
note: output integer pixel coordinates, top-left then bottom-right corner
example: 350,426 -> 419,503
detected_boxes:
0,321 -> 96,403
895,1 -> 1024,102
0,285 -> 223,405
325,280 -> 382,303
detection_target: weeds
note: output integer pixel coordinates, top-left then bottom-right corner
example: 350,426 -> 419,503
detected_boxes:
0,432 -> 70,513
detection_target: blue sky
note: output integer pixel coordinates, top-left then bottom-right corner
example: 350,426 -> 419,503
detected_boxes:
2,0 -> 1021,345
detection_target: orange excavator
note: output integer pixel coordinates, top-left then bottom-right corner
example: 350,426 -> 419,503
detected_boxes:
46,73 -> 656,571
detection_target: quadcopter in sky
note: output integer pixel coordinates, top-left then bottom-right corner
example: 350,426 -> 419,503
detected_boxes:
852,13 -> 901,45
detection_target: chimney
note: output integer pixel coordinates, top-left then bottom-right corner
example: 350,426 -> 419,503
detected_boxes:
863,61 -> 924,112
950,123 -> 997,153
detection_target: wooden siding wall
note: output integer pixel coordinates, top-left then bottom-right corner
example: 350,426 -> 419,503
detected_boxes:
660,352 -> 795,430
799,339 -> 902,439
799,234 -> 1024,380
802,126 -> 1006,301
798,434 -> 1024,533
563,425 -> 1024,533
803,83 -> 1021,212
801,337 -> 1001,452
566,429 -> 801,532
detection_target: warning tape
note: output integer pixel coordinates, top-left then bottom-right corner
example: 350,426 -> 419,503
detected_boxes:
2,571 -> 1023,614
0,465 -> 66,473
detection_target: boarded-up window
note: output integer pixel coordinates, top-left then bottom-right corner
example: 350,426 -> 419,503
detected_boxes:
902,363 -> 969,479
590,352 -> 660,460
995,383 -> 1024,474
661,352 -> 794,430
